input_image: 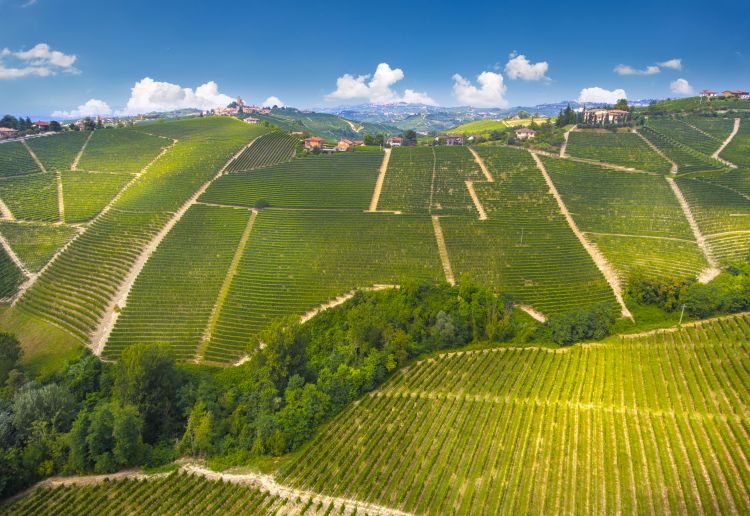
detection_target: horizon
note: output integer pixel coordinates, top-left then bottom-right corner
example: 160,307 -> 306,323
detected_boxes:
1,0 -> 749,118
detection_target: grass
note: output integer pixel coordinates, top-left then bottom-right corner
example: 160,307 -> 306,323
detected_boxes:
447,117 -> 549,135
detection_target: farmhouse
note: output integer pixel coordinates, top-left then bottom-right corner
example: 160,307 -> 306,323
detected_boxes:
722,90 -> 749,99
583,108 -> 629,125
700,89 -> 717,98
304,137 -> 323,150
244,117 -> 260,125
387,137 -> 402,147
445,135 -> 464,146
515,128 -> 536,140
0,127 -> 17,139
337,139 -> 354,151
32,121 -> 50,130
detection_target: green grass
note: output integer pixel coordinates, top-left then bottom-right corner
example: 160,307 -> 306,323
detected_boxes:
0,221 -> 78,272
26,132 -> 88,171
61,171 -> 132,222
278,313 -> 750,514
447,117 -> 548,135
0,141 -> 41,177
77,128 -> 166,173
566,131 -> 672,173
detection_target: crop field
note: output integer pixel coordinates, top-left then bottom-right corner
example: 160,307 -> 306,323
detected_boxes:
280,314 -> 750,515
105,204 -> 251,360
566,131 -> 672,173
640,126 -> 723,174
205,210 -> 443,363
26,132 -> 88,171
378,146 -> 434,213
17,118 -> 265,341
431,146 -> 484,214
201,151 -> 382,210
0,221 -> 77,272
77,129 -> 166,173
0,472 -> 289,515
226,131 -> 298,172
0,245 -> 23,299
683,116 -> 736,141
440,147 -> 616,316
60,171 -> 132,222
0,141 -> 41,177
0,173 -> 59,222
646,118 -> 722,155
721,119 -> 750,168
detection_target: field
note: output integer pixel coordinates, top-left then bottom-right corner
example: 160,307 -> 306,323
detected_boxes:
721,118 -> 750,168
683,116 -> 736,141
0,141 -> 41,177
447,117 -> 548,135
225,131 -> 298,172
0,246 -> 23,300
0,222 -> 77,272
565,131 -> 672,173
26,131 -> 88,171
0,173 -> 59,222
77,129 -> 166,173
646,118 -> 723,155
60,171 -> 132,222
640,126 -> 723,174
279,314 -> 750,515
378,146 -> 434,213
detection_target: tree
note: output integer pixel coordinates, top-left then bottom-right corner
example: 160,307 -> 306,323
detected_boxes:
49,120 -> 62,132
179,401 -> 215,457
0,333 -> 21,385
0,115 -> 18,129
402,130 -> 417,146
614,98 -> 629,111
112,404 -> 144,466
12,383 -> 77,436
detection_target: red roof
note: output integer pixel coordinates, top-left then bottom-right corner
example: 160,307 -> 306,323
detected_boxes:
0,127 -> 16,133
389,137 -> 402,141
33,121 -> 50,126
608,109 -> 629,114
701,89 -> 717,94
304,137 -> 323,142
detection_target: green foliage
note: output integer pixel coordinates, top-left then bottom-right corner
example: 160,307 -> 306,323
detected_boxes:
0,333 -> 21,385
545,302 -> 615,345
626,272 -> 690,311
12,383 -> 77,436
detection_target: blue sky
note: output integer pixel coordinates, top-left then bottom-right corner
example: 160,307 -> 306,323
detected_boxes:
1,0 -> 749,117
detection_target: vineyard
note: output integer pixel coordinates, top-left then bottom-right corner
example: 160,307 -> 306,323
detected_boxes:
26,131 -> 88,171
440,146 -> 617,316
0,222 -> 77,272
76,129 -> 166,173
645,118 -> 722,155
0,141 -> 41,177
378,146 -> 434,213
279,313 -> 750,515
0,173 -> 59,222
201,151 -> 382,210
0,245 -> 23,300
640,126 -> 723,174
565,131 -> 672,173
60,171 -> 132,222
226,131 -> 299,172
721,119 -> 749,168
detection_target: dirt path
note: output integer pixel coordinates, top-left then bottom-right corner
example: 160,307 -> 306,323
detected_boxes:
343,118 -> 363,133
533,148 -> 658,175
665,177 -> 720,282
22,140 -> 47,174
465,180 -> 488,220
0,197 -> 15,220
634,129 -> 678,174
71,131 -> 93,171
22,140 -> 65,221
517,304 -> 547,322
468,146 -> 493,182
369,148 -> 391,212
713,118 -> 740,168
560,126 -> 576,157
299,284 -> 399,325
431,215 -> 455,285
196,210 -> 258,362
530,151 -> 633,319
90,136 -> 260,356
0,230 -> 37,303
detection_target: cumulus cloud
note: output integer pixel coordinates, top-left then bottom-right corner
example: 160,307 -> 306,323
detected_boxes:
670,78 -> 694,95
614,64 -> 660,76
505,53 -> 549,81
659,58 -> 682,70
452,72 -> 509,108
262,96 -> 284,108
578,87 -> 627,104
117,77 -> 233,115
52,98 -> 112,119
0,43 -> 78,79
327,63 -> 436,105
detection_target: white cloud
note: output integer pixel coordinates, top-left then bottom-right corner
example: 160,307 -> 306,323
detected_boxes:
578,86 -> 627,104
670,78 -> 694,95
327,63 -> 436,105
0,43 -> 78,79
52,98 -> 112,119
505,53 -> 549,81
117,77 -> 233,115
614,64 -> 660,76
262,96 -> 284,108
659,58 -> 682,70
452,72 -> 508,108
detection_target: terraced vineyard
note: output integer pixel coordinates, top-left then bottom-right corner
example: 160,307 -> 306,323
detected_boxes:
60,171 -> 132,222
721,118 -> 749,168
26,131 -> 88,171
640,126 -> 723,174
683,116 -> 736,141
226,131 -> 298,172
17,118 -> 267,342
0,245 -> 24,300
205,210 -> 443,363
0,141 -> 41,177
646,118 -> 722,155
280,314 -> 750,515
542,156 -> 707,280
202,151 -> 382,209
378,146 -> 434,213
0,173 -> 59,222
440,147 -> 617,316
0,221 -> 77,272
431,146 -> 484,214
566,131 -> 672,173
105,204 -> 251,360
77,129 -> 166,173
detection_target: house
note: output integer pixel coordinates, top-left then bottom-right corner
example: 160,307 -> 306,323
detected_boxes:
0,127 -> 17,139
32,121 -> 50,130
515,128 -> 536,140
244,117 -> 260,125
722,90 -> 749,99
352,140 -> 364,146
304,137 -> 323,150
387,137 -> 402,147
290,131 -> 304,136
582,108 -> 629,125
700,89 -> 717,98
337,139 -> 354,151
445,135 -> 464,146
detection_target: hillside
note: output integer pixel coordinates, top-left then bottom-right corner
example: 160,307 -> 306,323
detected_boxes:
446,117 -> 549,135
254,107 -> 399,140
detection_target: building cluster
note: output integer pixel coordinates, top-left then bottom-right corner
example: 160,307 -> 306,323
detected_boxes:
581,108 -> 629,125
208,97 -> 271,117
303,137 -> 365,152
700,89 -> 750,99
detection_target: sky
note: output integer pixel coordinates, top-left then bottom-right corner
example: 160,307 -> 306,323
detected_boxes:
1,0 -> 749,117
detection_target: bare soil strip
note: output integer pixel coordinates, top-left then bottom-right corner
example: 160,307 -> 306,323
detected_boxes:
560,126 -> 576,158
530,151 -> 632,319
431,215 -> 455,285
517,304 -> 547,322
0,231 -> 36,303
713,118 -> 740,168
369,148 -> 391,212
533,147 -> 658,175
23,140 -> 65,221
71,131 -> 94,171
299,285 -> 398,325
0,197 -> 15,220
90,136 -> 257,355
634,129 -> 678,174
468,147 -> 493,182
666,177 -> 720,283
196,210 -> 258,362
465,180 -> 488,220
22,140 -> 47,174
